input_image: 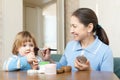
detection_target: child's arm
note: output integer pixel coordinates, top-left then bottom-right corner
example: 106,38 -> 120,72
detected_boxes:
3,55 -> 30,71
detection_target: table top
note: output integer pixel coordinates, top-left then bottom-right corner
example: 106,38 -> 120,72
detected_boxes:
0,70 -> 119,80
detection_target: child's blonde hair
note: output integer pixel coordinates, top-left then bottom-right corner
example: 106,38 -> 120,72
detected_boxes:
12,31 -> 37,55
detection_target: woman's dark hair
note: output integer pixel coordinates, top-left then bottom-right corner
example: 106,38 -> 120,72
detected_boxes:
72,8 -> 109,45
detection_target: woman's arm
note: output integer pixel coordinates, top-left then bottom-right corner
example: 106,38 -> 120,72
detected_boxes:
100,48 -> 113,72
56,53 -> 67,69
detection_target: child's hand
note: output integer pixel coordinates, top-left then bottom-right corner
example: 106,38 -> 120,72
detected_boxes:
26,52 -> 36,64
31,59 -> 39,70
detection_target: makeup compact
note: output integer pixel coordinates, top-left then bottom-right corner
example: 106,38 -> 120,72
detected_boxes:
76,55 -> 87,64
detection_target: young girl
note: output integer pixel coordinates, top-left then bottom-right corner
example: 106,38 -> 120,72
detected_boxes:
3,31 -> 42,71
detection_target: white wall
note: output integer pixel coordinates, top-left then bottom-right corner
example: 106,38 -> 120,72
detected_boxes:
25,7 -> 39,45
0,9 -> 1,31
43,3 -> 56,16
1,0 -> 23,69
0,0 -> 2,69
0,0 -> 2,37
24,6 -> 43,48
79,0 -> 120,57
24,1 -> 65,54
43,16 -> 57,50
43,1 -> 65,54
0,0 -> 2,12
43,3 -> 57,53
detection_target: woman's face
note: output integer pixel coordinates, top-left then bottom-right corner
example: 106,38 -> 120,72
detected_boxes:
70,16 -> 89,41
18,41 -> 35,56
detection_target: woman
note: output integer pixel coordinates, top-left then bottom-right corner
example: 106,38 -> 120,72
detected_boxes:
42,8 -> 113,72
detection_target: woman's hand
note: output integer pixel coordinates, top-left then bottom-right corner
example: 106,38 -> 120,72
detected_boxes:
74,58 -> 91,71
40,48 -> 51,61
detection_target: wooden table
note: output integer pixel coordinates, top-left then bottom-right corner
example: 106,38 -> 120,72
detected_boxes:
0,70 -> 119,80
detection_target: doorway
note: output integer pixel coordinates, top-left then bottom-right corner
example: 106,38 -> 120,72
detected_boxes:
23,0 -> 64,54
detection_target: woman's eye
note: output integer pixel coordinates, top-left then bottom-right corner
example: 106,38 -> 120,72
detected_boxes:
73,25 -> 77,28
71,24 -> 77,28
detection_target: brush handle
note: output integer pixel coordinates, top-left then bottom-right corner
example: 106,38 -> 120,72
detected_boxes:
39,48 -> 57,51
49,49 -> 57,51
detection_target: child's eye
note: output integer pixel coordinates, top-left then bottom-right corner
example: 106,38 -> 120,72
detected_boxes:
22,44 -> 26,47
29,44 -> 34,47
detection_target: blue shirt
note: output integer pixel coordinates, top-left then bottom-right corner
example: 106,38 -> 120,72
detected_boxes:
3,54 -> 42,71
57,36 -> 113,72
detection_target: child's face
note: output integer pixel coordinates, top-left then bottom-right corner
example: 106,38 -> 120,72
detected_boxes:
18,41 -> 35,56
